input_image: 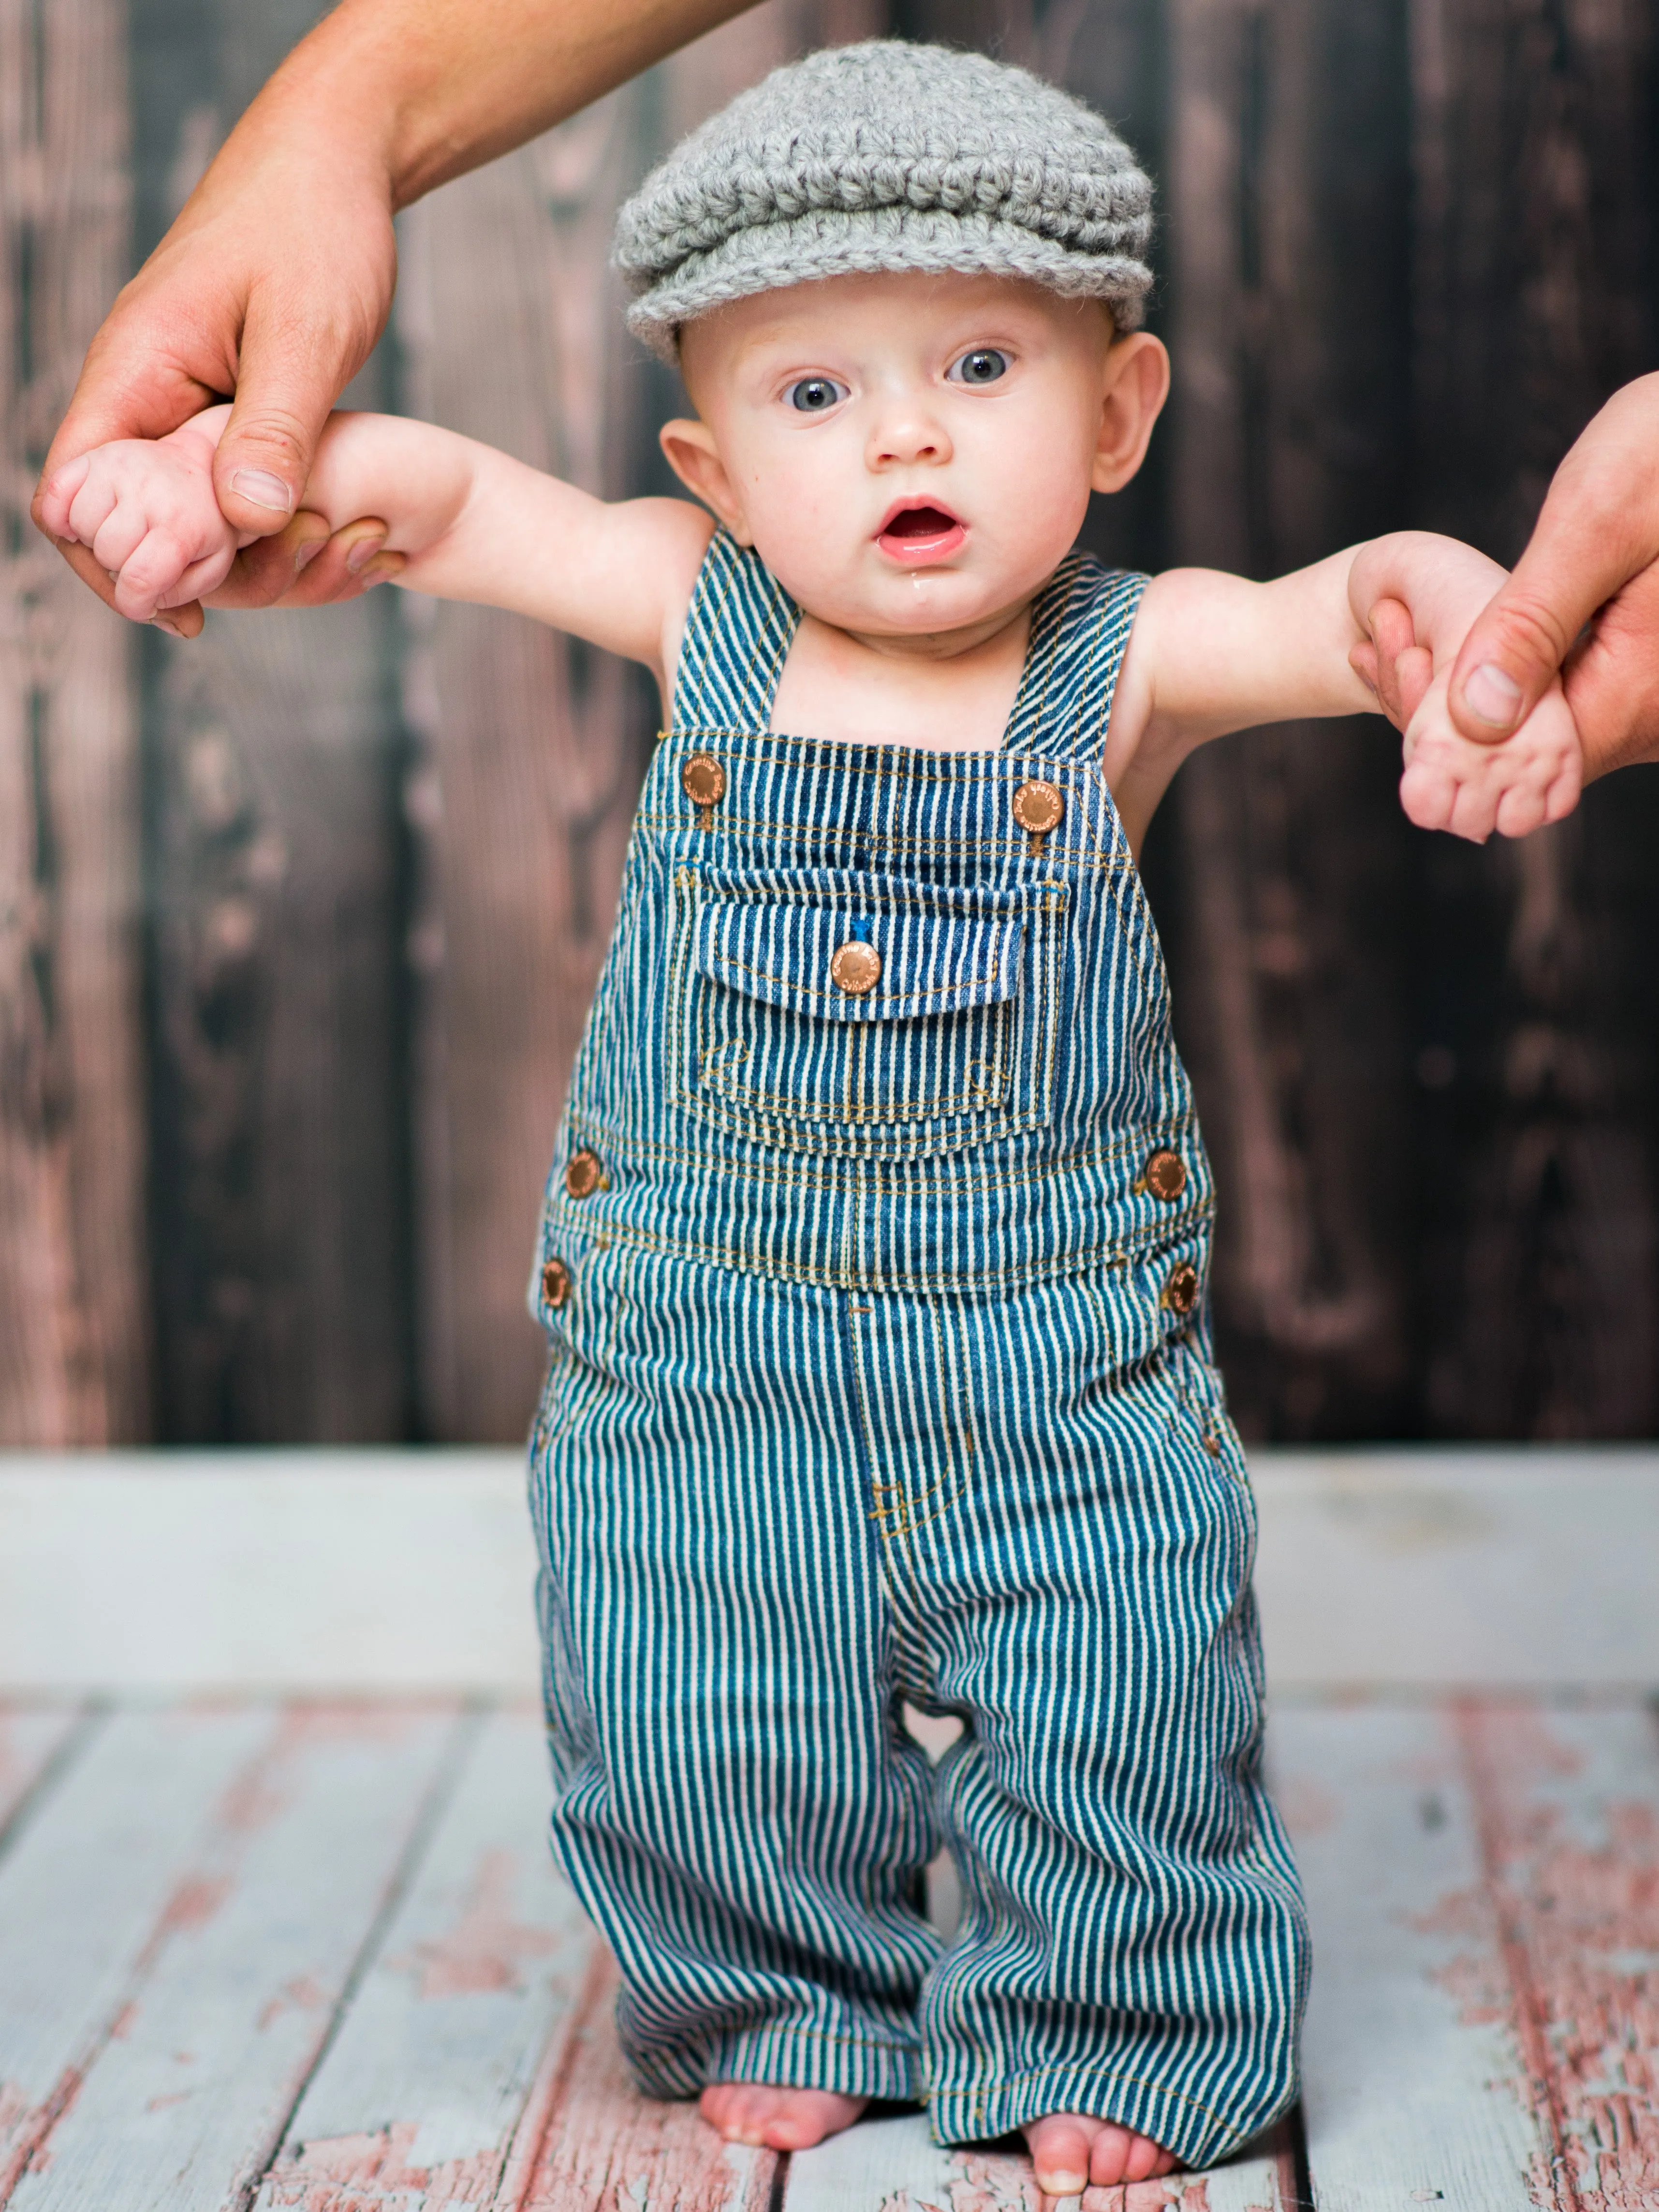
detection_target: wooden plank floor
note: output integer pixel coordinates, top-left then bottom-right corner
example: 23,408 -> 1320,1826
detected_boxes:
2,1692 -> 1656,2212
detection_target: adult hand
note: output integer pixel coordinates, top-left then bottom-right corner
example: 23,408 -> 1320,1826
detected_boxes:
33,0 -> 751,631
1445,373 -> 1659,781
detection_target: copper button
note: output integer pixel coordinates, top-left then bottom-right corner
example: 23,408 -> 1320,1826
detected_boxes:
541,1257 -> 572,1309
565,1148 -> 604,1200
681,752 -> 726,807
831,940 -> 882,996
1012,778 -> 1064,850
1143,1148 -> 1188,1203
1162,1261 -> 1200,1316
682,752 -> 726,830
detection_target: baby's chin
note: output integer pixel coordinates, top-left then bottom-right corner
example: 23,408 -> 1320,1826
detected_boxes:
765,541 -> 1057,648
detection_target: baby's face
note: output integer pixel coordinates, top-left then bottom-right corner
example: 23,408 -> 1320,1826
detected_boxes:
667,272 -> 1165,645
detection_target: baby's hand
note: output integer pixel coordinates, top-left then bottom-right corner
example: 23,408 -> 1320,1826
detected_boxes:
1398,665 -> 1582,841
37,425 -> 243,624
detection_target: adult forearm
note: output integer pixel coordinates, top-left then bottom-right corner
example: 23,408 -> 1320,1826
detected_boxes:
240,0 -> 758,212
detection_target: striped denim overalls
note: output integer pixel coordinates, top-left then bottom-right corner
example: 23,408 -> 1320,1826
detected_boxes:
528,531 -> 1308,2167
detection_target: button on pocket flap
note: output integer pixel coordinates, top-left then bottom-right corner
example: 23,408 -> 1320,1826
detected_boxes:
694,899 -> 1025,1024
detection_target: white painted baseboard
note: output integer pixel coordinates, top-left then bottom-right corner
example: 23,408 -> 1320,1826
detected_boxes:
0,1447 -> 1654,1692
0,1451 -> 541,1693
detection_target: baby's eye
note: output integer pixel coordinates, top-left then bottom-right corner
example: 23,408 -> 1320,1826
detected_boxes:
784,376 -> 849,414
947,348 -> 1010,387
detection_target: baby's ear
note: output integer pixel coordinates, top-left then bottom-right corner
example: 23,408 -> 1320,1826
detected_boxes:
659,420 -> 751,542
1092,334 -> 1170,496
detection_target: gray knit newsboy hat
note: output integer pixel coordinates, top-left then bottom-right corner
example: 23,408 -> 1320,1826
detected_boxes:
613,41 -> 1153,360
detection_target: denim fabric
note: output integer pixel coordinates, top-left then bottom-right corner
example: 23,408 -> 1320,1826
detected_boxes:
528,532 -> 1309,2164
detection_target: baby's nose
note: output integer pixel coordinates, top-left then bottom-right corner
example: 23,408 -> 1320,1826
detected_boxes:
870,412 -> 952,466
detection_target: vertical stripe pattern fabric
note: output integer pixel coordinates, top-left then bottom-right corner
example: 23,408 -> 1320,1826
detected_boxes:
527,531 -> 1309,2166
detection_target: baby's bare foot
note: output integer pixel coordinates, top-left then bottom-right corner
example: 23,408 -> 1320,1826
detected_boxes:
698,2081 -> 867,2150
1023,2110 -> 1178,2203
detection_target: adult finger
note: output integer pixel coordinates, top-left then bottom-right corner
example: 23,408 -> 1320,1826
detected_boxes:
1448,371 -> 1659,742
1563,552 -> 1659,780
1350,597 -> 1431,731
201,511 -> 332,610
204,516 -> 405,611
282,537 -> 407,607
151,602 -> 205,641
211,242 -> 392,536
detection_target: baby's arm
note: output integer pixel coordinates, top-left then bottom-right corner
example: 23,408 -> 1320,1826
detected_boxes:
1106,534 -> 1582,852
38,407 -> 714,685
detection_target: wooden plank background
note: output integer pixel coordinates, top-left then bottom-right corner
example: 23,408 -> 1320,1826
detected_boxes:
1,0 -> 1656,1445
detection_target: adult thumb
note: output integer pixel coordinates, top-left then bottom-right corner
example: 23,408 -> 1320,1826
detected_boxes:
1445,570 -> 1586,743
1448,371 -> 1659,744
211,316 -> 349,536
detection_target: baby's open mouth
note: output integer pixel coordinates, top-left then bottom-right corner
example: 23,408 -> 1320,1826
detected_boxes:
876,501 -> 967,562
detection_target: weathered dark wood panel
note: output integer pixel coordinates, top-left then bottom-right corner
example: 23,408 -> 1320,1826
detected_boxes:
397,96 -> 651,1443
0,0 -> 151,1442
1159,0 -> 1419,1437
1407,0 -> 1659,1436
133,0 -> 413,1441
2,0 -> 1655,1445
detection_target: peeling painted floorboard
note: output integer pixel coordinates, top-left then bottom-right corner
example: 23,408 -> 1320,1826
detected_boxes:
2,1696 -> 1657,2211
0,1703 -> 284,2204
0,1704 -> 95,1839
256,1703 -> 601,2212
0,1702 -> 465,2212
1277,1699 -> 1659,2212
784,2109 -> 1300,2212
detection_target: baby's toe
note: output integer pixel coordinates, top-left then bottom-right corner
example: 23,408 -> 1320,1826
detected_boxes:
1086,2120 -> 1177,2186
1122,2130 -> 1178,2182
698,2082 -> 863,2150
1025,2112 -> 1095,2194
697,2083 -> 747,2135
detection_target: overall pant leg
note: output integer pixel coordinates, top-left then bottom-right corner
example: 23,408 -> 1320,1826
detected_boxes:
530,1240 -> 940,2101
843,1268 -> 1309,2169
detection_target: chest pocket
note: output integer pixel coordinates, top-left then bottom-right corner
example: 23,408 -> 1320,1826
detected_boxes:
667,867 -> 1065,1159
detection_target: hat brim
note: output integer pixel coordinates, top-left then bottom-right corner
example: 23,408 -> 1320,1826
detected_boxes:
622,205 -> 1152,363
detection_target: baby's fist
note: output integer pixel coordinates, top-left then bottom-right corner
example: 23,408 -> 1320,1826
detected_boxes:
1399,669 -> 1583,842
40,428 -> 240,625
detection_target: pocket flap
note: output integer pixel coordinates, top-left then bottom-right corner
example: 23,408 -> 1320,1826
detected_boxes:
693,898 -> 1024,1024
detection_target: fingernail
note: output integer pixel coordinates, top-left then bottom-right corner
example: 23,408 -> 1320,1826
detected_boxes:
345,534 -> 387,575
294,539 -> 323,576
361,553 -> 401,586
1464,662 -> 1522,728
229,468 -> 295,513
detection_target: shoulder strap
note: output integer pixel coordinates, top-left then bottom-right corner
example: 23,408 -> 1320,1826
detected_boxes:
1002,557 -> 1148,763
671,529 -> 801,732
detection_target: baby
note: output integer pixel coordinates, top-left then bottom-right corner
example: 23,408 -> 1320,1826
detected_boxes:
43,42 -> 1581,2205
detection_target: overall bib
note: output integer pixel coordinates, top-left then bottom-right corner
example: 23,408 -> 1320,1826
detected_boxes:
528,531 -> 1308,2165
